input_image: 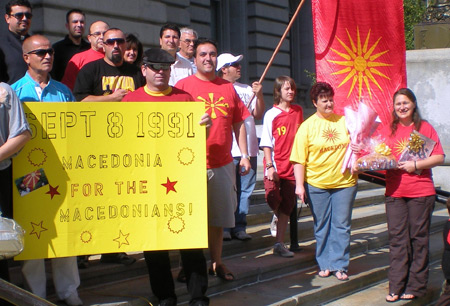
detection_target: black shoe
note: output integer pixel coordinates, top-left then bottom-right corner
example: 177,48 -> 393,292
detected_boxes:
160,297 -> 177,306
100,252 -> 136,265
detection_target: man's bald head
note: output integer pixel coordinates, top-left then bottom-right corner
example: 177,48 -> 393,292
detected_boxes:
88,21 -> 109,51
22,34 -> 51,53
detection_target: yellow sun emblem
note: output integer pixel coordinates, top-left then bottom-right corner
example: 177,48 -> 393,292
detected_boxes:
322,127 -> 340,143
198,93 -> 229,119
328,27 -> 391,99
394,138 -> 408,155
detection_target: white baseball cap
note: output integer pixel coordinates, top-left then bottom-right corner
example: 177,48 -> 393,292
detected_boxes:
216,53 -> 243,71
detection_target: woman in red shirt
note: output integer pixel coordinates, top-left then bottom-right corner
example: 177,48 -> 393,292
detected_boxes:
383,88 -> 445,302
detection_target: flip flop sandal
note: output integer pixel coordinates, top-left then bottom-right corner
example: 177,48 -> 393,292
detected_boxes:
385,293 -> 399,303
333,270 -> 349,281
400,293 -> 416,300
318,270 -> 331,278
211,264 -> 235,281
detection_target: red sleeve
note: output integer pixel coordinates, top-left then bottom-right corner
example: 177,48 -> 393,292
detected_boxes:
61,58 -> 80,91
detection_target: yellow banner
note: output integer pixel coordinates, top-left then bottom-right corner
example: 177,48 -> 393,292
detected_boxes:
13,102 -> 207,260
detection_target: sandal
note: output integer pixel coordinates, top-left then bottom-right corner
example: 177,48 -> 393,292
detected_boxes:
318,270 -> 331,278
209,264 -> 234,281
385,293 -> 399,303
333,270 -> 349,281
400,293 -> 416,300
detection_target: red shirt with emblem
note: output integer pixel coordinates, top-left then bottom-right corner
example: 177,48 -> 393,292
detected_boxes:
176,75 -> 250,169
260,104 -> 303,180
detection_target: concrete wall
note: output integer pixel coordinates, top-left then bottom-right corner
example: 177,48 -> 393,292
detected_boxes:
406,48 -> 450,191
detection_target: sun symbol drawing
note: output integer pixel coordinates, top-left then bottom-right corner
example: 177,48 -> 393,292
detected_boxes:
177,147 -> 195,165
168,216 -> 185,234
394,138 -> 408,156
322,127 -> 340,143
328,27 -> 391,100
27,148 -> 47,167
80,231 -> 92,243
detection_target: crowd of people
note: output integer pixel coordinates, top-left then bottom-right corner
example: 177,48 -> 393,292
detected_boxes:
0,0 -> 448,305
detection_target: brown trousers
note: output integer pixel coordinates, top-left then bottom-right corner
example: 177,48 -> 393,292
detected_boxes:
385,195 -> 435,296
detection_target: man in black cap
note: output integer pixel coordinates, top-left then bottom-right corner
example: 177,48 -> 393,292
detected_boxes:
122,48 -> 211,306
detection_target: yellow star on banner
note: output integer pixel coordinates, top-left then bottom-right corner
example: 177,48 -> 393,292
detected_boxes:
30,221 -> 48,239
197,93 -> 229,119
113,230 -> 130,248
328,27 -> 391,99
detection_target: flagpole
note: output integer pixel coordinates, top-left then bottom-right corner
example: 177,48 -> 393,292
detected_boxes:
247,0 -> 306,108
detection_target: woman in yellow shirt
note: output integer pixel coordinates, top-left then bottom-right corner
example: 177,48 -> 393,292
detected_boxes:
290,82 -> 358,281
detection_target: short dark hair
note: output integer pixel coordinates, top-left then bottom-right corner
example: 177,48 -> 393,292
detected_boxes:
66,9 -> 85,24
125,33 -> 144,66
159,23 -> 180,39
273,76 -> 297,104
193,37 -> 218,58
5,0 -> 32,14
310,82 -> 334,105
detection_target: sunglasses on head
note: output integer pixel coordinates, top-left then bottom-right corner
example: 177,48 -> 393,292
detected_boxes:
145,63 -> 171,71
27,48 -> 54,56
9,12 -> 33,20
104,38 -> 126,46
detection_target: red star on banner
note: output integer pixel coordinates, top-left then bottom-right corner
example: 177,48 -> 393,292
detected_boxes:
46,184 -> 60,199
161,177 -> 177,194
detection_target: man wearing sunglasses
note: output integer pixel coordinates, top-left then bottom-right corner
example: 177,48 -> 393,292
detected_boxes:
216,53 -> 265,242
0,0 -> 33,84
73,28 -> 143,102
11,34 -> 83,306
159,24 -> 193,86
122,48 -> 211,306
62,20 -> 110,90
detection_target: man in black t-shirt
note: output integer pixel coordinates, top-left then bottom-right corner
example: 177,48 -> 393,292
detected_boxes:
73,27 -> 143,102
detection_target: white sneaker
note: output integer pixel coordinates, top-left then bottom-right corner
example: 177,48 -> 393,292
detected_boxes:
270,214 -> 278,237
64,293 -> 83,306
273,242 -> 294,258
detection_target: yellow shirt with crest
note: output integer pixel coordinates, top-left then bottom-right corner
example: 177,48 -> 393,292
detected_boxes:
290,113 -> 357,189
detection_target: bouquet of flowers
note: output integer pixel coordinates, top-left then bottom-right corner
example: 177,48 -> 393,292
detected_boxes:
341,101 -> 380,173
355,139 -> 397,171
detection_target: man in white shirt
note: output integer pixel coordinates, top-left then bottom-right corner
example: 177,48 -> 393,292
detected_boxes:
217,53 -> 265,241
177,27 -> 198,73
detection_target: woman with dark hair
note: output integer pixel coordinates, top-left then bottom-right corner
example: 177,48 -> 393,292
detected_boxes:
290,82 -> 359,281
123,33 -> 143,66
260,76 -> 303,258
383,88 -> 444,302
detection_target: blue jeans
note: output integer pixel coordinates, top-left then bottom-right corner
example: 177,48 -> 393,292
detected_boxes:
225,157 -> 257,233
306,183 -> 357,272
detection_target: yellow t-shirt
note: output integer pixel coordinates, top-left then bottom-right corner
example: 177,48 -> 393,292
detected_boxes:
290,113 -> 357,189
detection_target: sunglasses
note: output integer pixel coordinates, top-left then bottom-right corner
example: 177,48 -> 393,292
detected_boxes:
27,48 -> 54,56
9,12 -> 33,20
104,38 -> 126,46
226,62 -> 241,68
145,63 -> 171,71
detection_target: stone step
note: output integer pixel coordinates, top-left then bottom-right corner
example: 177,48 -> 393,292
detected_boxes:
208,213 -> 447,306
43,207 -> 448,305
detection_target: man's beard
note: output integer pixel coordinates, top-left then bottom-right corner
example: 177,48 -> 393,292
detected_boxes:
110,53 -> 123,64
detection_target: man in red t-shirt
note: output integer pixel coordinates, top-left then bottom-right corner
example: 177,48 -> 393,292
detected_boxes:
123,48 -> 211,306
176,38 -> 251,281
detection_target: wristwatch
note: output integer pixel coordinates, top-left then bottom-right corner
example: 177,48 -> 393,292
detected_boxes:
241,154 -> 250,160
266,162 -> 274,170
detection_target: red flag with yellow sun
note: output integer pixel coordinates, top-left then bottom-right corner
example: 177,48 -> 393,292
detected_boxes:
312,0 -> 407,125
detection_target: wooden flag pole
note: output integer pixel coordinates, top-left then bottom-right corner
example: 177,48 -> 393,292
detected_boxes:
247,0 -> 306,108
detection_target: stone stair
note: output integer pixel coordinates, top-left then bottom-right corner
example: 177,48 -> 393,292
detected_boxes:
7,178 -> 448,306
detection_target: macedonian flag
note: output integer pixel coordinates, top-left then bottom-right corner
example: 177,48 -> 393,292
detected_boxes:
312,0 -> 407,125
